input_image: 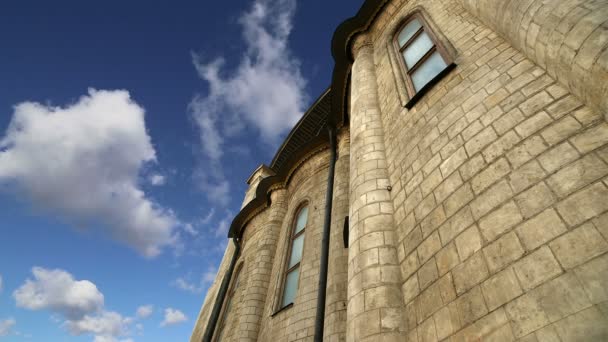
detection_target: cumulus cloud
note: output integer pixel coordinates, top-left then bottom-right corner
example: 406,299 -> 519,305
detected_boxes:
65,311 -> 132,340
190,0 -> 307,205
14,267 -> 134,341
0,318 -> 16,337
14,267 -> 104,320
160,308 -> 187,327
172,267 -> 216,294
94,337 -> 134,342
0,88 -> 179,257
135,305 -> 154,319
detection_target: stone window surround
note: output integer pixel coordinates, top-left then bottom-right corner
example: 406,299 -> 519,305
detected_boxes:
273,201 -> 311,314
387,7 -> 458,109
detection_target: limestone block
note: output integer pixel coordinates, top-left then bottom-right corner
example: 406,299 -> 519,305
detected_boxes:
537,141 -> 580,173
455,225 -> 482,261
478,200 -> 523,242
514,181 -> 555,219
513,246 -> 562,291
549,223 -> 608,269
556,182 -> 608,226
481,267 -> 523,311
515,208 -> 567,251
483,232 -> 525,273
505,293 -> 549,338
452,251 -> 490,294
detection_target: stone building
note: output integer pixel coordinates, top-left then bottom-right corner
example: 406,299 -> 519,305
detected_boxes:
190,0 -> 608,340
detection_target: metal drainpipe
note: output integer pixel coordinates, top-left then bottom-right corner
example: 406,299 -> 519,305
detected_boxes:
203,238 -> 241,342
314,125 -> 337,342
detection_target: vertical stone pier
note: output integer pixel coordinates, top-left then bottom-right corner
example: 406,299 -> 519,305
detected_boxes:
324,129 -> 351,341
237,189 -> 287,341
346,34 -> 407,342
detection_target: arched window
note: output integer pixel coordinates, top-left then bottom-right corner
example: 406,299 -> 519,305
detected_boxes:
214,266 -> 242,341
394,12 -> 454,107
279,205 -> 308,309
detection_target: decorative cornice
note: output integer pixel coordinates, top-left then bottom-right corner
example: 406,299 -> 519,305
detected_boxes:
330,0 -> 390,126
228,134 -> 329,238
351,33 -> 374,56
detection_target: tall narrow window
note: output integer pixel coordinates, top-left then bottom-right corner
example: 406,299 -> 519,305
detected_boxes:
214,266 -> 242,341
395,13 -> 454,106
280,205 -> 308,308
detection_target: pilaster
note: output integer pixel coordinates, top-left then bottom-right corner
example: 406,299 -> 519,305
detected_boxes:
346,33 -> 407,342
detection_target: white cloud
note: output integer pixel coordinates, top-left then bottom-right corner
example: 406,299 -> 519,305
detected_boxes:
14,267 -> 104,320
94,337 -> 134,342
0,89 -> 178,257
0,274 -> 3,293
172,267 -> 216,294
182,223 -> 198,236
135,305 -> 153,319
0,318 -> 16,337
14,267 -> 134,341
190,0 -> 307,204
160,308 -> 187,327
201,208 -> 215,224
65,311 -> 132,340
193,168 -> 231,206
148,174 -> 166,186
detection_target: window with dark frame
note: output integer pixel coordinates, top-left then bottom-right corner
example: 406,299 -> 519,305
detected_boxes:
395,13 -> 454,106
279,205 -> 308,309
214,266 -> 242,341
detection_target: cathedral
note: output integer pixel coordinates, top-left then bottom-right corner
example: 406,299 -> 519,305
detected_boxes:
191,0 -> 608,340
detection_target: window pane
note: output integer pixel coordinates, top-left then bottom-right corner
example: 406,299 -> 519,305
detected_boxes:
411,51 -> 448,91
288,234 -> 304,268
397,19 -> 422,47
281,268 -> 299,307
402,31 -> 434,69
295,206 -> 308,234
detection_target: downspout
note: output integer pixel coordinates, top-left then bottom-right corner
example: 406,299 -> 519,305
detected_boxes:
202,238 -> 241,342
314,125 -> 337,342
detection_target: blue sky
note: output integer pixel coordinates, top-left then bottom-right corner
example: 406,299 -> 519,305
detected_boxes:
0,1 -> 362,341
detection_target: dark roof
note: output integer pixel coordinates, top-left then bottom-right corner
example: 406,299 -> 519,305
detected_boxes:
270,88 -> 331,172
228,0 -> 388,238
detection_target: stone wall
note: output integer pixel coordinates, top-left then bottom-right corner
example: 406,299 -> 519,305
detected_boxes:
191,139 -> 351,342
363,0 -> 608,340
190,242 -> 237,342
191,0 -> 608,340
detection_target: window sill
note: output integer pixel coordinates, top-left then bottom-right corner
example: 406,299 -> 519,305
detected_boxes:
405,63 -> 457,110
271,303 -> 293,317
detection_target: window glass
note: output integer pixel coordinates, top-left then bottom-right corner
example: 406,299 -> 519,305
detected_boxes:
288,234 -> 304,268
411,51 -> 447,91
397,19 -> 422,47
281,268 -> 299,307
402,31 -> 434,69
295,206 -> 308,234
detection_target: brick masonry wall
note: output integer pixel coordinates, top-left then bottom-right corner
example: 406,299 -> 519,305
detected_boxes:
458,0 -> 608,122
363,0 -> 608,340
192,0 -> 608,340
191,148 -> 345,342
